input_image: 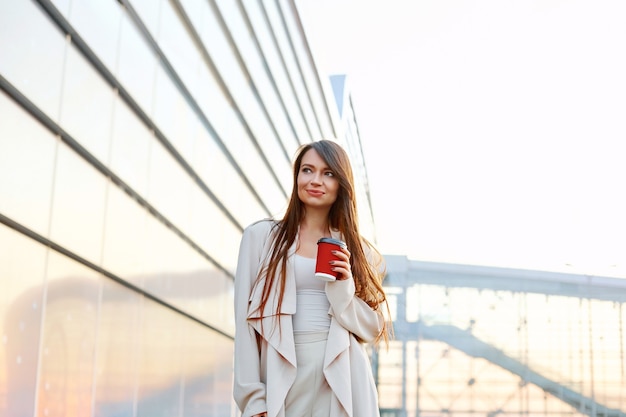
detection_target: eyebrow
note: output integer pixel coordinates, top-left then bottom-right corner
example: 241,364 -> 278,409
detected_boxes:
301,163 -> 331,170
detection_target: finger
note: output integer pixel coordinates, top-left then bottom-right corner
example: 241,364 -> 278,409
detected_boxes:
331,264 -> 353,280
332,249 -> 350,261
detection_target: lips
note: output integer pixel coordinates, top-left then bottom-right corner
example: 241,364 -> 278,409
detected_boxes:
306,189 -> 324,197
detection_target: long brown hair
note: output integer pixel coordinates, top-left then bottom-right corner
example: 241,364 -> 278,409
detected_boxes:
256,140 -> 390,344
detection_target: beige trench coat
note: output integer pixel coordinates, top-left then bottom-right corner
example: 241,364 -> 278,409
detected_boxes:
233,220 -> 384,417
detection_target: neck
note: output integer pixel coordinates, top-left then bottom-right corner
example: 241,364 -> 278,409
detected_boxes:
300,210 -> 331,236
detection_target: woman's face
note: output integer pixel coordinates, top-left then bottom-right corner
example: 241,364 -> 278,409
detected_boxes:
297,148 -> 340,210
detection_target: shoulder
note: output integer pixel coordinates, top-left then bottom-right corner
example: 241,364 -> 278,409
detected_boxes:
244,218 -> 278,233
242,218 -> 279,241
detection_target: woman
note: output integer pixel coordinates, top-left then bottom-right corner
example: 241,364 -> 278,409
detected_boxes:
233,140 -> 390,417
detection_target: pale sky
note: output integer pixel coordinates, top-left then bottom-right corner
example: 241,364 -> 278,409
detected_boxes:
296,0 -> 626,278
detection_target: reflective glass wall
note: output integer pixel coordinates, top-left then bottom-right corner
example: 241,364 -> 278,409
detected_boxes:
377,257 -> 626,417
329,74 -> 376,242
0,0 -> 358,415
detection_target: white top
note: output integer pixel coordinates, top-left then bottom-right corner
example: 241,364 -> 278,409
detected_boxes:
292,254 -> 331,333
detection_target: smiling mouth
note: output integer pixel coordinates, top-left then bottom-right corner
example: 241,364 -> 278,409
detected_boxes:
307,190 -> 324,196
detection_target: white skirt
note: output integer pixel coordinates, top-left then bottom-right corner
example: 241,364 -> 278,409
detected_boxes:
285,331 -> 332,417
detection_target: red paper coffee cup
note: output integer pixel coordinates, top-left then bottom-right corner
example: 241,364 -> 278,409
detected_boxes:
315,237 -> 347,281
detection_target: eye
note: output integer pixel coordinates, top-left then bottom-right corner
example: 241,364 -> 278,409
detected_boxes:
301,167 -> 312,173
324,171 -> 335,177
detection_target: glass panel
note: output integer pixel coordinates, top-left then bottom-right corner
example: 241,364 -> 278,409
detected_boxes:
276,0 -> 335,138
67,0 -> 122,72
59,45 -> 115,165
0,0 -> 66,123
214,0 -> 294,192
116,12 -> 158,117
127,0 -> 163,40
140,213 -> 227,327
187,188 -> 241,275
156,0 -> 201,104
210,108 -> 287,213
49,144 -> 107,265
101,183 -> 149,285
191,121 -> 268,228
154,61 -> 285,218
152,63 -> 196,163
109,95 -> 152,197
93,278 -> 142,417
103,170 -> 237,331
150,0 -> 287,214
180,320 -> 235,416
135,298 -> 184,417
275,0 -> 331,139
146,134 -> 246,275
36,250 -> 101,417
146,138 -> 192,234
263,0 -> 319,139
246,0 -> 310,143
0,91 -> 57,238
238,0 -> 301,155
0,225 -> 48,417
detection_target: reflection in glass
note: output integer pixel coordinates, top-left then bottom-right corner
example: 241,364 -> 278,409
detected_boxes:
93,279 -> 141,417
36,251 -> 101,417
0,225 -> 48,417
0,239 -> 236,417
101,169 -> 237,332
140,212 -> 235,333
180,320 -> 235,416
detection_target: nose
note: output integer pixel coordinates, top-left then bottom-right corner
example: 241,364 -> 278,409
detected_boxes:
310,172 -> 322,185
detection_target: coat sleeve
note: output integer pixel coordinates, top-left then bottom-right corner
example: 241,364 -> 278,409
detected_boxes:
325,245 -> 385,343
233,221 -> 270,416
325,278 -> 384,343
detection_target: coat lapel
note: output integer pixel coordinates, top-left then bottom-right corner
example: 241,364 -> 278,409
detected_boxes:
246,237 -> 298,368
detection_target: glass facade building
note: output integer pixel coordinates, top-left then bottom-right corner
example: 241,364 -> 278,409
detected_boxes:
0,1 -> 371,416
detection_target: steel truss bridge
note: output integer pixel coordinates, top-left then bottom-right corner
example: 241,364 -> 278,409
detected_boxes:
373,256 -> 626,417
